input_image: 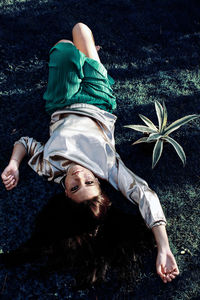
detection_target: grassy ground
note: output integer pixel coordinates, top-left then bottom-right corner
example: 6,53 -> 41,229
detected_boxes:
0,0 -> 200,299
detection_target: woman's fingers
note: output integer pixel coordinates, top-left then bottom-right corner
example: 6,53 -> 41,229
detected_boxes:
5,178 -> 16,189
167,267 -> 179,278
160,273 -> 172,283
4,176 -> 18,190
6,184 -> 16,191
172,268 -> 179,275
2,174 -> 14,187
164,268 -> 179,283
157,264 -> 164,276
166,274 -> 172,282
1,173 -> 10,180
3,175 -> 14,184
2,176 -> 18,190
157,263 -> 179,283
2,165 -> 19,190
5,177 -> 15,185
157,264 -> 167,283
160,273 -> 168,283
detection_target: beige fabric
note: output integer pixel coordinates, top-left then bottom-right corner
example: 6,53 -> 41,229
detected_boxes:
15,103 -> 166,229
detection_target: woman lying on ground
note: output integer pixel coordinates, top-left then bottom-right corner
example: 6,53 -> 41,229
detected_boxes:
1,22 -> 179,283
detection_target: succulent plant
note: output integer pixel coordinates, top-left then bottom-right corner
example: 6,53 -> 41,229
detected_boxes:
124,101 -> 199,168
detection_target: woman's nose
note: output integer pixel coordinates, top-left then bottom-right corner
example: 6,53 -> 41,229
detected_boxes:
74,173 -> 84,181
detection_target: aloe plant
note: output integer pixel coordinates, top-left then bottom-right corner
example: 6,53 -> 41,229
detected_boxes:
124,101 -> 199,168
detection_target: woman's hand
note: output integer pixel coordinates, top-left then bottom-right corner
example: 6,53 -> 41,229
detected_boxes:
152,225 -> 179,283
1,160 -> 19,190
1,142 -> 26,190
156,248 -> 179,283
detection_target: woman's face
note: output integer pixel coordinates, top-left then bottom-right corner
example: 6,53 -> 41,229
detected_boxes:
64,164 -> 101,203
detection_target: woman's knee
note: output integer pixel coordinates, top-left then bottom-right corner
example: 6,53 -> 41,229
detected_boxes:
72,23 -> 92,36
72,23 -> 100,62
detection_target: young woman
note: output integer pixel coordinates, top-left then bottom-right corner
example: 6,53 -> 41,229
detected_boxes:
1,23 -> 179,283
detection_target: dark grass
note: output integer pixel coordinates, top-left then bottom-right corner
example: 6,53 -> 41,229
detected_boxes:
0,0 -> 200,299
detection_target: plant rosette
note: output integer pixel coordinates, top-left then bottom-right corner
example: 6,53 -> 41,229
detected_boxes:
124,101 -> 199,168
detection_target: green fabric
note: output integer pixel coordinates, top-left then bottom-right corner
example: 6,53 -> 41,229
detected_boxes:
43,42 -> 117,114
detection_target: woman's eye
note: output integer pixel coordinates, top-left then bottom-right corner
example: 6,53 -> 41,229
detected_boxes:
85,181 -> 94,185
71,185 -> 78,191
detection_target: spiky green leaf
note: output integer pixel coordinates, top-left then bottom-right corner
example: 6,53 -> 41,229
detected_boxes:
163,136 -> 186,166
152,139 -> 163,168
155,101 -> 164,131
164,114 -> 199,136
124,125 -> 156,133
132,137 -> 149,145
162,100 -> 168,130
147,133 -> 162,142
139,114 -> 158,131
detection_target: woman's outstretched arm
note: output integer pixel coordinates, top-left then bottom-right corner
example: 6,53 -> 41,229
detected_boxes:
110,155 -> 179,282
1,143 -> 26,190
152,225 -> 179,283
2,137 -> 44,190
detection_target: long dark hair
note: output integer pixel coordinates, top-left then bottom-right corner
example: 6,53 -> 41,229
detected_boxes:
0,191 -> 155,288
79,192 -> 111,221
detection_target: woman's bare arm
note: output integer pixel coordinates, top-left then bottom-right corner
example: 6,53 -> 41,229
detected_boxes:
10,143 -> 27,166
1,143 -> 26,190
152,225 -> 179,283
